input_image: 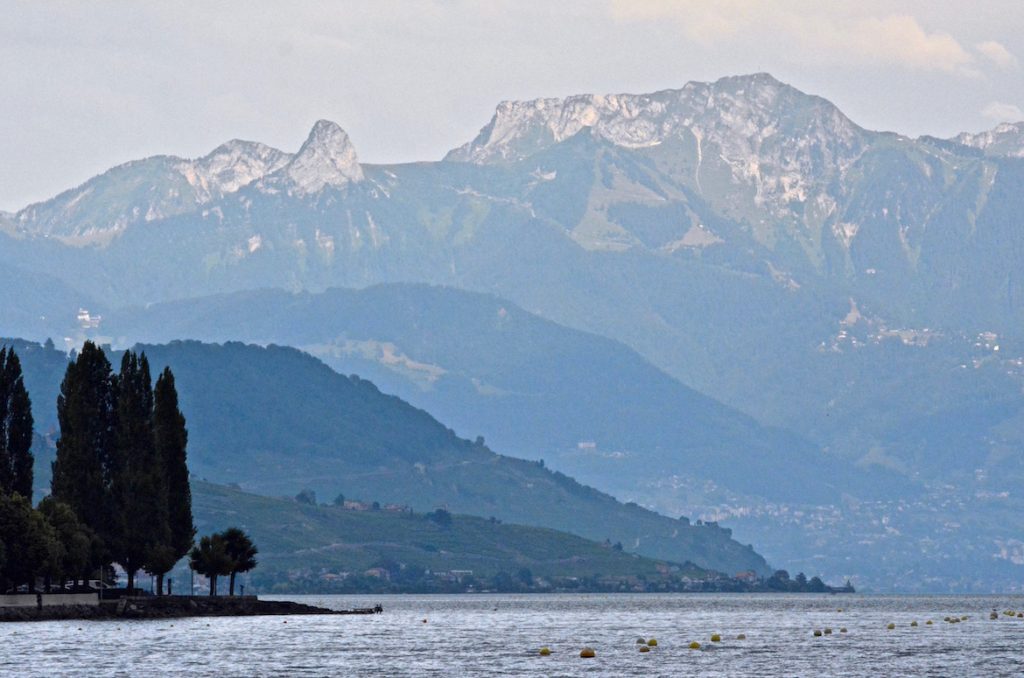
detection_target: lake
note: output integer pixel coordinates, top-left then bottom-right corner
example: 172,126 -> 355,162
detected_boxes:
4,593 -> 1024,676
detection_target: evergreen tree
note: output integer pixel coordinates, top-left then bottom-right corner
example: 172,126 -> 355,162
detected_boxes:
109,351 -> 166,593
146,367 -> 193,594
221,527 -> 258,596
51,342 -> 118,551
0,348 -> 34,498
189,533 -> 232,596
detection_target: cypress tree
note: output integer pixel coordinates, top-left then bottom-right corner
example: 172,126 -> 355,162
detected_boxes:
147,367 -> 193,595
0,348 -> 35,498
0,347 -> 9,492
51,342 -> 118,556
109,351 -> 165,593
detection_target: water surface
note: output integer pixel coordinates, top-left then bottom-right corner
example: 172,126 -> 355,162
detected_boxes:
5,593 -> 1024,676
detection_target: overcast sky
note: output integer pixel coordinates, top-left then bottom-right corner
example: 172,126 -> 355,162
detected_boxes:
3,1 -> 1023,210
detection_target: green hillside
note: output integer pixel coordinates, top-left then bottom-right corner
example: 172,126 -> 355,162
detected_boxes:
192,480 -> 711,592
9,337 -> 770,576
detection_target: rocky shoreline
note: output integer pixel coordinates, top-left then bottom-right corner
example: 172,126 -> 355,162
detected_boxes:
0,596 -> 364,622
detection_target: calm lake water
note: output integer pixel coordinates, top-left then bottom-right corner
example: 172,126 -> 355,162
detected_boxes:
4,593 -> 1024,676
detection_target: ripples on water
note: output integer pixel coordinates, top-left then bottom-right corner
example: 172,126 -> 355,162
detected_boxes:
4,594 -> 1024,677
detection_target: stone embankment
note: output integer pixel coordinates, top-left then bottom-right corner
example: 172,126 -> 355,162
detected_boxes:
0,596 -> 363,622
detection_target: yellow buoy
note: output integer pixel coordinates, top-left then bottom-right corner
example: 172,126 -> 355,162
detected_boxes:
689,641 -> 701,650
840,628 -> 847,633
580,647 -> 595,658
961,616 -> 968,621
736,634 -> 746,640
886,623 -> 895,630
647,638 -> 658,647
539,647 -> 551,656
910,621 -> 918,627
813,630 -> 822,637
710,634 -> 721,642
639,645 -> 650,653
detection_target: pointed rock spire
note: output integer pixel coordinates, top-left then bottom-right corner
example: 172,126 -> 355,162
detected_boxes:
285,120 -> 364,193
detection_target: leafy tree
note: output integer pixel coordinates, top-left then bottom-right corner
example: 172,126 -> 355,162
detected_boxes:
295,488 -> 317,505
428,508 -> 452,528
332,493 -> 345,506
0,492 -> 57,592
37,496 -> 99,589
0,347 -> 35,498
148,367 -> 193,594
220,527 -> 258,596
189,533 -> 233,596
51,342 -> 118,550
109,351 -> 165,593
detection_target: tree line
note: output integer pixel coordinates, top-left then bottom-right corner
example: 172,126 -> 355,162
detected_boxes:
0,341 -> 257,596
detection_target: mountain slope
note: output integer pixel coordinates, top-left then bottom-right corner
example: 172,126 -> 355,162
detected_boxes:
191,480 -> 714,589
103,283 -> 856,504
10,337 -> 768,575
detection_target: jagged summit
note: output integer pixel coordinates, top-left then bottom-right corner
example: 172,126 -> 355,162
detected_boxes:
953,121 -> 1024,157
280,119 -> 364,194
445,72 -> 862,165
180,139 -> 292,199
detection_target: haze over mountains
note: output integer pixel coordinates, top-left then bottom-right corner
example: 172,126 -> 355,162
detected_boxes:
3,73 -> 1024,590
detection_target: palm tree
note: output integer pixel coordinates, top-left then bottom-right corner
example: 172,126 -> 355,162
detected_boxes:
221,527 -> 258,596
189,533 -> 232,596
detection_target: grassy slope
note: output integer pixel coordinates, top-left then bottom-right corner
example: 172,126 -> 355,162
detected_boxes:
192,480 -> 706,580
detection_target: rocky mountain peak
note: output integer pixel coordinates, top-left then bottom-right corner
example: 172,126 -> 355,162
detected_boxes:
953,121 -> 1024,157
445,73 -> 863,165
179,139 -> 292,199
282,120 -> 364,193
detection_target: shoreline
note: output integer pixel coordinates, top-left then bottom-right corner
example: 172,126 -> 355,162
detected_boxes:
0,595 -> 373,622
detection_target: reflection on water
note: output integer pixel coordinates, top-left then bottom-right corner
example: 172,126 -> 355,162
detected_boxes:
5,593 -> 1024,677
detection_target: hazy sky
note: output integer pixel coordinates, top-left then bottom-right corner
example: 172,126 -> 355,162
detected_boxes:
3,1 -> 1023,210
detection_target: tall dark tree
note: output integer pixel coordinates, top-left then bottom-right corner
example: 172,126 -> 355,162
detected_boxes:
189,533 -> 232,596
221,527 -> 258,596
146,367 -> 193,595
0,347 -> 34,498
109,351 -> 166,593
51,342 -> 118,549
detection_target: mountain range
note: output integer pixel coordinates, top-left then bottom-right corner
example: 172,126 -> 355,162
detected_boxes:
2,72 -> 1023,590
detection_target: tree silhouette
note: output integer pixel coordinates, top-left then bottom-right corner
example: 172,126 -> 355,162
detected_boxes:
147,367 -> 193,595
0,348 -> 34,498
189,533 -> 233,596
221,527 -> 258,596
109,351 -> 165,593
51,342 -> 118,552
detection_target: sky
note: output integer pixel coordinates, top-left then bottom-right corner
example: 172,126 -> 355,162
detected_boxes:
2,0 -> 1023,210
